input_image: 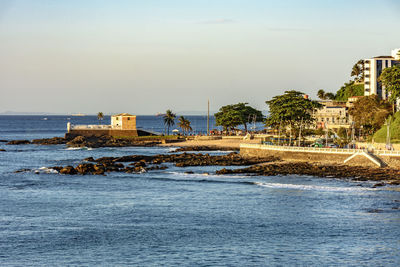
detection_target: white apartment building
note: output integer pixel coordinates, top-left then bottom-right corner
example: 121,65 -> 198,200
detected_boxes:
364,48 -> 400,99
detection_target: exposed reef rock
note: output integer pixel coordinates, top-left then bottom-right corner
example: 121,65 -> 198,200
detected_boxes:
28,152 -> 275,175
7,140 -> 31,145
32,137 -> 67,145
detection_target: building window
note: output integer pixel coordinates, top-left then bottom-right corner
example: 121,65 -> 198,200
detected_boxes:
365,74 -> 370,78
128,117 -> 130,120
116,117 -> 119,120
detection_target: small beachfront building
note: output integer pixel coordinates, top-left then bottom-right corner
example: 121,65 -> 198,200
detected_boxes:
111,113 -> 137,130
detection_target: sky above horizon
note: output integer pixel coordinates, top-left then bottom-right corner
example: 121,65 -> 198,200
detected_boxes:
1,0 -> 400,115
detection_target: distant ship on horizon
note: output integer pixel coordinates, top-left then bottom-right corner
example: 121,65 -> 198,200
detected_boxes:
71,113 -> 86,116
155,112 -> 165,117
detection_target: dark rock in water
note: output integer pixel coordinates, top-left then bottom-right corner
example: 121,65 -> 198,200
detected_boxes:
216,168 -> 230,174
0,149 -> 5,152
373,182 -> 386,188
75,163 -> 97,175
48,152 -> 277,175
67,136 -> 87,147
146,165 -> 168,171
367,209 -> 383,213
65,135 -> 160,148
184,171 -> 194,174
0,139 -> 7,142
59,166 -> 77,175
130,161 -> 146,168
14,168 -> 31,173
31,137 -> 66,145
50,166 -> 63,172
7,140 -> 31,145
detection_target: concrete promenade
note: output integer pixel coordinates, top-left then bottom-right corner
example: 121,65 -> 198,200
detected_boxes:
240,143 -> 400,168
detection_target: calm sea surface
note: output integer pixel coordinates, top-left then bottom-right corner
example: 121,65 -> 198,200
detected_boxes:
0,115 -> 399,266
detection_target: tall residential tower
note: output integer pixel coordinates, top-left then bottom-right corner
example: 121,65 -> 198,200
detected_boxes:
364,48 -> 400,100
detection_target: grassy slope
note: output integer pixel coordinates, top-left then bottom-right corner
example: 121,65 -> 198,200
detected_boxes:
373,112 -> 400,143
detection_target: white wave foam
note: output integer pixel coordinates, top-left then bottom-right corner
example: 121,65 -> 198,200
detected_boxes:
165,171 -> 248,179
254,182 -> 374,192
64,147 -> 87,150
36,167 -> 58,174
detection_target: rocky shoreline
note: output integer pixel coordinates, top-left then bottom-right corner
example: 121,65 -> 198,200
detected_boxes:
13,149 -> 400,185
6,135 -> 400,185
216,162 -> 400,185
5,135 -> 242,150
6,135 -> 161,148
16,152 -> 274,175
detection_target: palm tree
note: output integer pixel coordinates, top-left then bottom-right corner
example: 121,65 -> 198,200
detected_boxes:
97,112 -> 104,124
325,92 -> 335,100
177,116 -> 192,136
351,59 -> 364,82
317,89 -> 326,100
163,109 -> 176,135
184,118 -> 193,135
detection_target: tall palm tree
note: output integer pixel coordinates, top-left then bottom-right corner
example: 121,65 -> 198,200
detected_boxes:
317,89 -> 326,100
97,112 -> 104,124
325,92 -> 335,100
177,116 -> 192,136
184,118 -> 192,135
351,59 -> 364,82
163,109 -> 176,135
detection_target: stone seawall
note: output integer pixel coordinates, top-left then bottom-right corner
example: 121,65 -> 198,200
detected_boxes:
240,144 -> 400,168
66,129 -> 140,139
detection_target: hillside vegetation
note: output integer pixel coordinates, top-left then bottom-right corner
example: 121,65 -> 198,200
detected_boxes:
373,112 -> 400,143
335,82 -> 364,101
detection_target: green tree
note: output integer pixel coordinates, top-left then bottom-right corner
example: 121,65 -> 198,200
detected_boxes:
335,81 -> 364,101
214,103 -> 264,133
97,112 -> 104,124
177,116 -> 192,136
265,90 -> 322,132
349,95 -> 391,135
317,89 -> 326,100
325,92 -> 335,100
379,65 -> 400,113
163,109 -> 176,135
351,59 -> 364,82
317,89 -> 335,100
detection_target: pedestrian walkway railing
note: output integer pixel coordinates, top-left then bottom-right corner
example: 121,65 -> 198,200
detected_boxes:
71,125 -> 112,130
240,143 -> 400,156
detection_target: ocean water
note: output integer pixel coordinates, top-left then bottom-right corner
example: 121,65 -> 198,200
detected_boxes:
0,116 -> 400,266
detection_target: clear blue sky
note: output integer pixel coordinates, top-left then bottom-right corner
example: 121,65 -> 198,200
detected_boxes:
1,0 -> 399,114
